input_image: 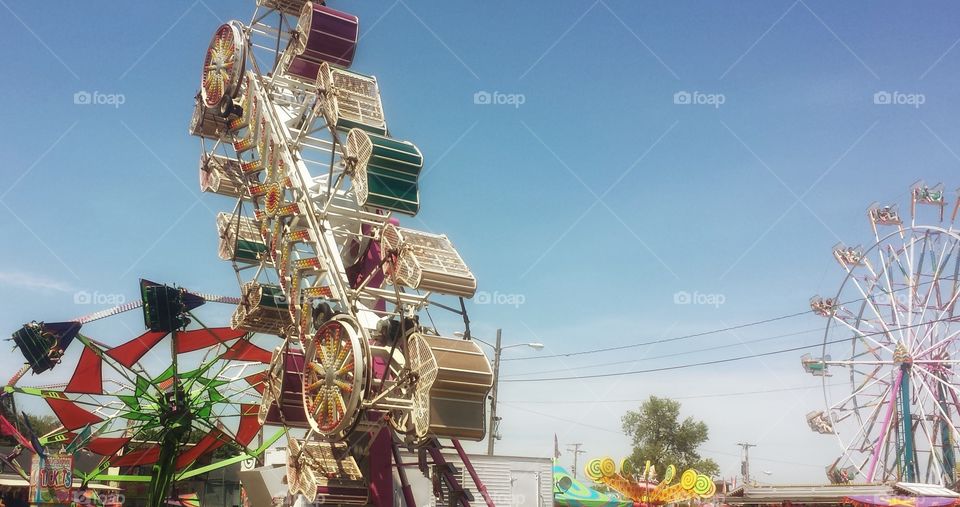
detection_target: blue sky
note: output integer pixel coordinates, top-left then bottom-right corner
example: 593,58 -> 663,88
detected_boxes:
3,0 -> 960,483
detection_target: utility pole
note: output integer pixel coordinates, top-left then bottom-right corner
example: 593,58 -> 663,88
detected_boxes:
737,442 -> 756,485
568,443 -> 586,479
487,329 -> 502,456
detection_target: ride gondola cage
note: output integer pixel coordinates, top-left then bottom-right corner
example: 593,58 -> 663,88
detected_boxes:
140,279 -> 207,332
286,438 -> 368,505
260,345 -> 310,428
256,0 -> 311,16
316,62 -> 387,135
216,212 -> 267,264
380,224 -> 477,298
199,154 -> 254,198
344,129 -> 422,216
10,321 -> 81,374
231,281 -> 293,336
284,1 -> 359,81
191,51 -> 250,141
189,96 -> 229,140
407,333 -> 494,442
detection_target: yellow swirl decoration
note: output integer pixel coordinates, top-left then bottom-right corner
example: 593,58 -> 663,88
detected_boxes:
585,459 -> 604,481
619,458 -> 634,477
680,469 -> 698,490
600,457 -> 617,478
693,474 -> 712,496
663,464 -> 676,484
705,480 -> 717,498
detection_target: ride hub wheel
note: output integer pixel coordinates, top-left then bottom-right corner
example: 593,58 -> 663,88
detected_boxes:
201,21 -> 246,109
302,315 -> 368,440
818,224 -> 960,485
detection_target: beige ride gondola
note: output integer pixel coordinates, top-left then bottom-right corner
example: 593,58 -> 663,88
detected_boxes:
380,224 -> 477,298
231,281 -> 293,335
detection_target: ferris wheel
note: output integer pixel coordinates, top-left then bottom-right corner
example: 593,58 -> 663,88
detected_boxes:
805,181 -> 960,486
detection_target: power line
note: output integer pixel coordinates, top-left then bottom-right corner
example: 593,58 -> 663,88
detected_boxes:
502,310 -> 812,362
499,383 -> 839,404
502,327 -> 822,379
501,340 -> 848,382
704,448 -> 824,469
501,317 -> 954,383
503,278 -> 953,363
498,401 -> 622,434
499,401 -> 825,469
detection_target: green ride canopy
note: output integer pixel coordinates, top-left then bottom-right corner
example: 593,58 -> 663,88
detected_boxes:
553,465 -> 634,507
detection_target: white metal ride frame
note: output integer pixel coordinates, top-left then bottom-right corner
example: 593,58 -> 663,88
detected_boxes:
806,182 -> 960,486
193,3 -> 494,505
199,4 -> 429,442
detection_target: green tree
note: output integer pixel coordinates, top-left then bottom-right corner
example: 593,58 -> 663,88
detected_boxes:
621,396 -> 719,477
24,413 -> 60,436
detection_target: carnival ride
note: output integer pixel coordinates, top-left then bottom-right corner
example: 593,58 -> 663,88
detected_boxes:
5,1 -> 497,506
582,457 -> 716,504
4,281 -> 272,504
804,181 -> 960,487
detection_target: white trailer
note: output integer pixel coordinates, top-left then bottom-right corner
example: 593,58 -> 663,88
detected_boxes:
393,451 -> 553,507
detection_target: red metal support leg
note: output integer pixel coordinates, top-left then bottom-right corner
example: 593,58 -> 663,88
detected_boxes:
425,441 -> 472,506
452,439 -> 495,507
393,441 -> 417,507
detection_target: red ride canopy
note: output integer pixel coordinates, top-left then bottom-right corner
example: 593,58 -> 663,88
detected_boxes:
845,496 -> 960,507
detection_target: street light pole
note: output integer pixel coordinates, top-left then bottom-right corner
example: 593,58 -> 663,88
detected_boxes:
487,328 -> 502,456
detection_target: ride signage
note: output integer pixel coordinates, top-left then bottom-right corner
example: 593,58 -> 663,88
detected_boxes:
29,453 -> 73,505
